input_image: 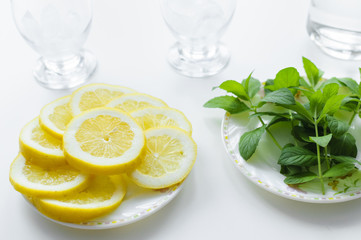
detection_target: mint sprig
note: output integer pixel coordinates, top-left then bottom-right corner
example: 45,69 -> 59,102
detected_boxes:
204,57 -> 361,195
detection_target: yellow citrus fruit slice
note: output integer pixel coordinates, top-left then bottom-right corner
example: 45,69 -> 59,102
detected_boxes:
19,117 -> 66,167
9,153 -> 90,198
39,96 -> 72,139
63,108 -> 145,175
128,127 -> 197,189
29,175 -> 126,223
70,83 -> 136,116
106,93 -> 168,112
130,107 -> 192,134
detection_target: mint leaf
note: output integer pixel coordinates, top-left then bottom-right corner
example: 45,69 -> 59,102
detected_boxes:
329,133 -> 357,158
242,76 -> 261,99
318,78 -> 340,89
273,67 -> 300,90
322,83 -> 339,100
326,116 -> 349,137
309,90 -> 323,117
299,77 -> 313,90
358,69 -> 361,95
203,96 -> 250,114
280,164 -> 302,176
239,125 -> 267,160
261,88 -> 295,105
331,155 -> 360,165
337,78 -> 359,95
341,96 -> 359,112
278,146 -> 318,166
279,102 -> 314,123
219,80 -> 249,100
250,112 -> 289,118
284,172 -> 318,184
242,72 -> 253,96
309,134 -> 332,147
318,95 -> 346,120
302,57 -> 321,87
264,79 -> 274,94
323,163 -> 355,178
267,115 -> 289,128
291,126 -> 314,143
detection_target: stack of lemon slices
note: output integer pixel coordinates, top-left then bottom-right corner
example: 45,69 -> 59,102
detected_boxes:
9,83 -> 197,223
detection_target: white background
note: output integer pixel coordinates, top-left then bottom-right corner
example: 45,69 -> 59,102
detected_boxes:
2,0 -> 361,239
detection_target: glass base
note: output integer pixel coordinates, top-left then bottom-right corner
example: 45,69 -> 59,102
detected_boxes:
307,19 -> 361,60
167,43 -> 230,78
33,49 -> 97,90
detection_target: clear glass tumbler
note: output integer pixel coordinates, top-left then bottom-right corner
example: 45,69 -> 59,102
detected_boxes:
11,0 -> 97,89
160,0 -> 237,78
307,0 -> 361,60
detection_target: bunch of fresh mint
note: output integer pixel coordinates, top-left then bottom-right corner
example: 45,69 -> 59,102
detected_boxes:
204,57 -> 361,194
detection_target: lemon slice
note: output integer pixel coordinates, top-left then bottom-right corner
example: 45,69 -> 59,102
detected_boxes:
63,108 -> 145,174
39,96 -> 72,139
130,107 -> 192,134
106,93 -> 168,112
70,83 -> 136,116
20,117 -> 66,167
128,127 -> 197,189
9,154 -> 90,198
30,175 -> 126,223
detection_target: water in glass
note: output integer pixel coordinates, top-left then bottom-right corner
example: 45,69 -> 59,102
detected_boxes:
307,0 -> 361,60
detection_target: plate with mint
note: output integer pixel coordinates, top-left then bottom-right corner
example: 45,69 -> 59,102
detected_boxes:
205,57 -> 361,203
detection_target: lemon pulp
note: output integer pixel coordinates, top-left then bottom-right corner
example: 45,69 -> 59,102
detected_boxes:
75,115 -> 135,158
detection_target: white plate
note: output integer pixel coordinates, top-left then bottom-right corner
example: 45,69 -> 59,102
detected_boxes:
222,111 -> 361,203
25,177 -> 182,229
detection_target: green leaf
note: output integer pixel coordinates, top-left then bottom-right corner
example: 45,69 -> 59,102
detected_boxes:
318,95 -> 347,121
318,78 -> 341,89
243,72 -> 253,95
279,102 -> 314,123
309,90 -> 323,117
337,78 -> 359,95
273,67 -> 300,90
323,163 -> 355,178
329,133 -> 357,158
358,69 -> 361,95
284,172 -> 318,184
242,76 -> 261,99
331,155 -> 361,165
299,77 -> 313,90
267,116 -> 289,128
219,80 -> 249,100
341,96 -> 359,112
261,88 -> 296,105
303,57 -> 321,87
203,96 -> 250,114
250,112 -> 289,118
264,79 -> 274,95
291,126 -> 314,143
309,134 -> 332,147
238,125 -> 267,160
322,83 -> 339,100
280,165 -> 302,176
278,146 -> 318,166
326,116 -> 349,137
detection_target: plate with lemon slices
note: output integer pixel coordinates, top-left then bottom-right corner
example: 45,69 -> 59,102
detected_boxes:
9,83 -> 197,229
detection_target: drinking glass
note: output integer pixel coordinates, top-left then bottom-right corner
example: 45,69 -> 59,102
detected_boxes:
10,0 -> 97,89
160,0 -> 237,78
307,0 -> 361,60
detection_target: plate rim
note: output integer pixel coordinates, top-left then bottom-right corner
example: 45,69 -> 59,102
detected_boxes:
221,112 -> 361,204
24,183 -> 183,229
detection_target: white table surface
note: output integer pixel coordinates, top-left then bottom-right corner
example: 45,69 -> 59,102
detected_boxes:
2,0 -> 361,239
